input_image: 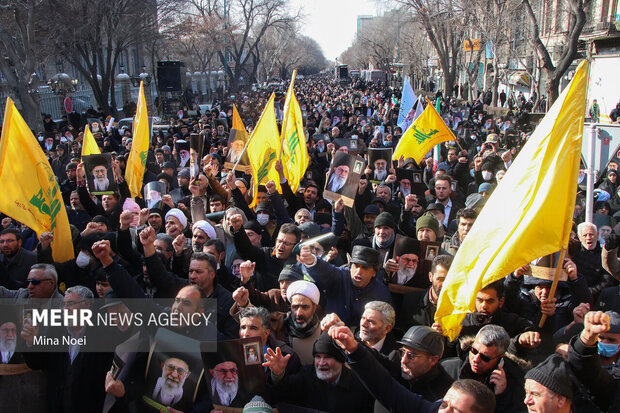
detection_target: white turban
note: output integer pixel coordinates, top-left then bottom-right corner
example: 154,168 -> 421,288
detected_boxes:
165,208 -> 187,229
286,280 -> 320,305
192,220 -> 216,240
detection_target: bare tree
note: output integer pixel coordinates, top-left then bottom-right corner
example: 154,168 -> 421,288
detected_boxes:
522,0 -> 590,104
0,0 -> 48,130
357,15 -> 398,72
397,0 -> 466,96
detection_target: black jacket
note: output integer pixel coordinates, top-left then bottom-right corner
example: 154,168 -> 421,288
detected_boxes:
270,363 -> 375,413
0,248 -> 38,289
232,227 -> 286,291
396,288 -> 436,331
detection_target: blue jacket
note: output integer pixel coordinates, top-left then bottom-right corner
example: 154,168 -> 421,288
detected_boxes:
305,258 -> 392,325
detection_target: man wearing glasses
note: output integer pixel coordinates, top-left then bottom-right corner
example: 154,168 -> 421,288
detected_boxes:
153,357 -> 192,407
209,360 -> 247,407
0,263 -> 62,301
441,325 -> 526,412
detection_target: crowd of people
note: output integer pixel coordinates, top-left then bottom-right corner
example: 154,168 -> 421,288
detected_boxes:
1,74 -> 620,413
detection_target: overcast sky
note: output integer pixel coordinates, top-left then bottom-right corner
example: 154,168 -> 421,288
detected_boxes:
289,0 -> 384,62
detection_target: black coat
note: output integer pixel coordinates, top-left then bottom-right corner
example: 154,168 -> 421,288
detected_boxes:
0,248 -> 38,289
396,288 -> 436,331
572,243 -> 615,301
270,364 -> 375,413
232,227 -> 286,292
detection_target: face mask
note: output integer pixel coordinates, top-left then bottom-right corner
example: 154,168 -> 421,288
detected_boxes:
598,341 -> 620,358
482,171 -> 493,181
256,213 -> 270,226
76,251 -> 91,268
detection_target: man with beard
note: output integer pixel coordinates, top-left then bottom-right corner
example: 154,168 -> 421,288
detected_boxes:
373,158 -> 389,182
0,228 -> 37,289
0,317 -> 17,363
264,332 -> 375,412
209,360 -> 243,407
90,160 -> 111,192
397,255 -> 452,331
385,236 -> 421,287
66,191 -> 90,231
368,211 -> 398,265
170,219 -> 217,277
326,161 -> 350,194
153,357 -> 192,407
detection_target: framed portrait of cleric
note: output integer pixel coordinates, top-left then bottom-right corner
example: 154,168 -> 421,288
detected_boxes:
175,140 -> 191,170
367,148 -> 393,184
143,181 -> 167,210
83,153 -> 117,195
334,138 -> 358,156
324,151 -> 366,207
224,127 -> 252,175
143,329 -> 204,413
396,168 -> 426,200
189,134 -> 204,179
202,337 -> 266,411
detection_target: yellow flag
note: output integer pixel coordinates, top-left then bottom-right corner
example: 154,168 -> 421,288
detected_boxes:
0,98 -> 74,262
125,82 -> 149,198
392,99 -> 455,164
81,124 -> 101,157
232,104 -> 248,141
435,61 -> 589,340
280,69 -> 309,193
247,93 -> 281,208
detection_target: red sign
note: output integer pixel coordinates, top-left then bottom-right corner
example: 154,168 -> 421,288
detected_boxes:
64,97 -> 73,113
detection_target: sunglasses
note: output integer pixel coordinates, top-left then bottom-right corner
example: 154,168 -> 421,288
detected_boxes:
26,278 -> 53,286
470,347 -> 497,363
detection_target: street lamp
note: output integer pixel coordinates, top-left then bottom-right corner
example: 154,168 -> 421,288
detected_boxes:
130,66 -> 151,87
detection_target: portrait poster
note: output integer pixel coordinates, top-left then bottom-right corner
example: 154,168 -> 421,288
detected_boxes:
395,168 -> 426,199
190,133 -> 204,179
175,140 -> 191,170
41,132 -> 59,153
367,148 -> 393,184
143,181 -> 167,210
333,138 -> 358,156
224,128 -> 251,175
143,329 -> 204,413
83,153 -> 117,195
201,337 -> 266,412
323,151 -> 366,208
387,235 -> 442,292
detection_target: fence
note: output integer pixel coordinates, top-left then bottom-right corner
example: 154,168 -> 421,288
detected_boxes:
0,81 -> 159,123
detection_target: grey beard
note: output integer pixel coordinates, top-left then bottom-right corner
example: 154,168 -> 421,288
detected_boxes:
212,377 -> 238,406
0,339 -> 15,354
374,169 -> 387,181
400,187 -> 411,197
329,176 -> 346,192
94,177 -> 110,191
397,267 -> 416,285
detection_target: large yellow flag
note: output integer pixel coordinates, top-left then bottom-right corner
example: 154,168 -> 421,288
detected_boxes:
0,98 -> 74,262
435,61 -> 589,340
125,81 -> 149,198
247,93 -> 281,208
232,104 -> 248,141
81,124 -> 101,157
280,69 -> 309,193
392,99 -> 455,164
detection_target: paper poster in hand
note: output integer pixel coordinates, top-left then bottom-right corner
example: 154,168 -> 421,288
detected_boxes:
387,235 -> 441,293
143,181 -> 167,210
143,329 -> 204,413
395,168 -> 426,199
367,148 -> 393,183
175,140 -> 190,169
83,153 -> 117,195
333,138 -> 358,155
324,151 -> 365,207
202,337 -> 266,411
190,134 -> 204,179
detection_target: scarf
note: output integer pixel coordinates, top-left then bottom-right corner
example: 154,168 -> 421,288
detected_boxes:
286,313 -> 320,339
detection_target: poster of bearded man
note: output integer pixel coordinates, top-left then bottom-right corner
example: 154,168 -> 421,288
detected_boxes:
323,151 -> 366,207
83,153 -> 117,195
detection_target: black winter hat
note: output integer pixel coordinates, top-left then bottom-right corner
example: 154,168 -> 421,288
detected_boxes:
374,211 -> 395,229
524,354 -> 573,399
312,332 -> 346,363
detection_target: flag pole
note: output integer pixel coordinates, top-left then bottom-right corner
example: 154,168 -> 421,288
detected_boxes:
538,248 -> 566,328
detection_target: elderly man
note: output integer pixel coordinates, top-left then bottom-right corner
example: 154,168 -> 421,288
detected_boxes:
369,211 -> 398,264
0,263 -> 63,301
154,357 -> 192,407
299,244 -> 392,326
523,354 -> 574,413
573,222 -> 614,301
441,325 -> 526,412
209,360 -> 244,407
385,236 -> 422,287
397,255 -> 452,331
238,306 -> 301,374
327,324 -> 496,413
0,228 -> 38,289
264,332 -> 375,412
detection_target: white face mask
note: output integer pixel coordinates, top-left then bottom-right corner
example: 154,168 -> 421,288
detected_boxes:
256,213 -> 270,226
75,251 -> 91,268
482,171 -> 493,181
